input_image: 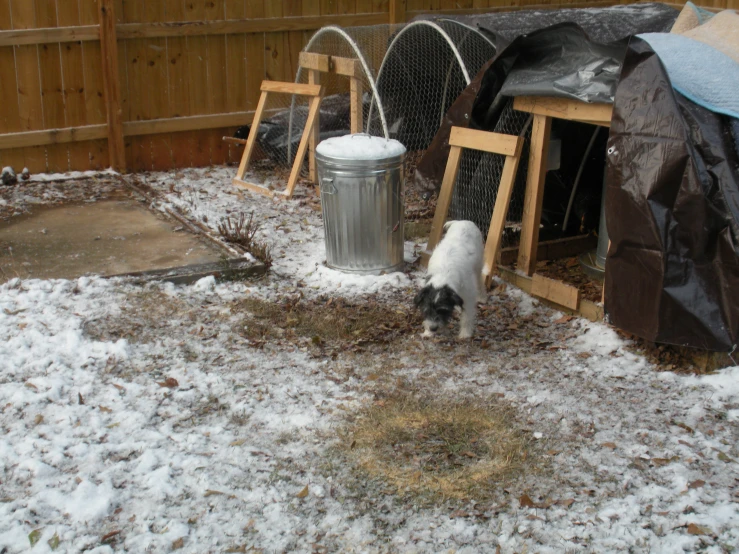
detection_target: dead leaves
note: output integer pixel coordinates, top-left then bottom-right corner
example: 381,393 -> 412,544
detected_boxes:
554,315 -> 574,324
296,486 -> 309,499
519,494 -> 575,510
158,377 -> 179,388
101,530 -> 122,544
687,523 -> 714,536
688,479 -> 706,490
172,537 -> 185,550
601,442 -> 617,450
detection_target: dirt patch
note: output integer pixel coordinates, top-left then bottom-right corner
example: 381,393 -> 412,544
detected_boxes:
233,295 -> 419,349
341,394 -> 534,503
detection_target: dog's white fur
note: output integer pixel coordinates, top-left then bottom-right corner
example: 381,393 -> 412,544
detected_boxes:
424,220 -> 485,339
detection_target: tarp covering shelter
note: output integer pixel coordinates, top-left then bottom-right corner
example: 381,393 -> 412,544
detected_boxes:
415,3 -> 739,352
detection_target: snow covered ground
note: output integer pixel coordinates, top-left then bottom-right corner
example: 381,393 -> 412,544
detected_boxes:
1,167 -> 738,553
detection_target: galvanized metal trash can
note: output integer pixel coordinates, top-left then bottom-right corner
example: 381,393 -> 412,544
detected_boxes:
315,134 -> 406,275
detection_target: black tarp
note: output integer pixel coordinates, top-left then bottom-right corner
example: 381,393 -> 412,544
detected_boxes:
414,5 -> 677,193
606,38 -> 739,352
414,4 -> 739,351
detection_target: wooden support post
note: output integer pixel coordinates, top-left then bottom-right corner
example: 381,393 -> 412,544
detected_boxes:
232,81 -> 323,199
422,144 -> 463,264
234,90 -> 268,183
308,69 -> 320,184
482,137 -> 524,286
390,0 -> 407,24
517,114 -> 552,275
350,77 -> 363,134
99,0 -> 126,172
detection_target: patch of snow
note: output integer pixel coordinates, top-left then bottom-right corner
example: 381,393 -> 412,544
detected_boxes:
316,134 -> 406,160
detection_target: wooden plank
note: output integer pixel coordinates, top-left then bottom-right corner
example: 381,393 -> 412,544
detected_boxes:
422,144 -> 463,266
0,0 -> 25,171
122,109 -> 274,136
285,91 -> 323,198
299,51 -> 331,73
232,177 -> 278,197
122,0 -> 149,171
333,56 -> 362,78
143,1 -> 172,171
513,96 -> 613,127
531,273 -> 581,311
36,2 -> 69,172
390,0 -> 407,23
205,0 -> 228,167
79,0 -> 108,170
57,0 -> 90,171
260,81 -> 322,96
235,90 -> 268,181
0,25 -> 99,47
163,0 -> 191,169
99,0 -> 126,171
0,125 -> 108,149
183,0 -> 211,168
115,13 -> 388,39
350,76 -> 363,134
517,114 -> 551,275
499,234 -> 598,266
224,0 -> 248,165
449,126 -> 520,156
11,0 -> 47,172
482,136 -> 524,285
308,69 -> 321,184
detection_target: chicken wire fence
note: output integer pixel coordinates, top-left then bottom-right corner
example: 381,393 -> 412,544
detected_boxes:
243,21 -> 497,186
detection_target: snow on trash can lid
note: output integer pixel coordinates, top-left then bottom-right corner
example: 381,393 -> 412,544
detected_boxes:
316,133 -> 406,162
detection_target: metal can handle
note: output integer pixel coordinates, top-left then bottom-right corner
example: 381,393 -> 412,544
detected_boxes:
321,177 -> 337,195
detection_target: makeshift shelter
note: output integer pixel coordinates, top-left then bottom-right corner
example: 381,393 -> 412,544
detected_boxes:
414,2 -> 739,352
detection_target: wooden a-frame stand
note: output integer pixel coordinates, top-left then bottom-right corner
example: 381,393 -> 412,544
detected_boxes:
298,52 -> 365,184
232,80 -> 324,199
421,126 -> 524,287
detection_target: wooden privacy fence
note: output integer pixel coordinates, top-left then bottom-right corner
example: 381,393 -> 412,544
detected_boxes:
0,0 -> 729,175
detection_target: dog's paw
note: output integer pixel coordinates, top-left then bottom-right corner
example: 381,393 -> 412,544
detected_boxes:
457,330 -> 473,340
477,294 -> 487,304
422,329 -> 434,338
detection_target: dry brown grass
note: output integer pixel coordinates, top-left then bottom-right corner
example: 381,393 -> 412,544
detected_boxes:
342,394 -> 533,502
218,212 -> 273,268
234,296 -> 417,346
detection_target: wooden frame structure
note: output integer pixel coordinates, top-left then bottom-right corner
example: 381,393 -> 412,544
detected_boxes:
511,96 -> 612,310
232,81 -> 324,199
421,126 -> 524,286
298,52 -> 365,184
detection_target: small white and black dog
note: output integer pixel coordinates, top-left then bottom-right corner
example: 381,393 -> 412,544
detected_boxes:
414,220 -> 486,339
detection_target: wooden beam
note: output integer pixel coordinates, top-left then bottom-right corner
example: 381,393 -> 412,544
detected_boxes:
285,93 -> 323,198
0,125 -> 108,150
116,13 -> 388,40
234,91 -> 268,184
222,136 -> 247,146
531,274 -> 581,311
482,135 -> 524,285
514,96 -> 613,128
449,127 -> 520,157
333,57 -> 362,79
499,234 -> 598,266
260,81 -> 322,96
308,69 -> 321,184
122,110 -> 272,137
517,114 -> 552,275
422,144 -> 464,265
99,0 -> 126,172
0,25 -> 99,47
350,77 -> 363,134
407,1 -> 617,17
390,0 -> 407,24
299,52 -> 331,73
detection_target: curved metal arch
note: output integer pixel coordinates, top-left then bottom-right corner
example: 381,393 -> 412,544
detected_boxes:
298,25 -> 390,139
367,20 -> 482,135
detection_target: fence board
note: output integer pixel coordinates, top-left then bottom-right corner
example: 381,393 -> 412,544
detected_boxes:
0,0 -> 728,174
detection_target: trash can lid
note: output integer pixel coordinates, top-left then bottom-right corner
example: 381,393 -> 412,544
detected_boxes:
316,133 -> 406,161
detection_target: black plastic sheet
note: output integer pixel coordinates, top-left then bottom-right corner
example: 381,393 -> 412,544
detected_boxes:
605,38 -> 739,352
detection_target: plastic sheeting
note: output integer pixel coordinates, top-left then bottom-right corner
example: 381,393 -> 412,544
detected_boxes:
605,38 -> 739,352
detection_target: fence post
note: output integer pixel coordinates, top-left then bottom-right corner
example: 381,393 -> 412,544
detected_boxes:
99,0 -> 126,171
390,0 -> 406,24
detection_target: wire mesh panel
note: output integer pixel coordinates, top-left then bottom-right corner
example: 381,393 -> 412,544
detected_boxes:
449,100 -> 532,248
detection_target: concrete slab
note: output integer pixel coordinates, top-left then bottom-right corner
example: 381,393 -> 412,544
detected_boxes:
0,197 -> 222,283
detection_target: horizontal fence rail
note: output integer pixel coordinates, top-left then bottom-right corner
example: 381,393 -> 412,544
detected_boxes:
0,0 -> 729,174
